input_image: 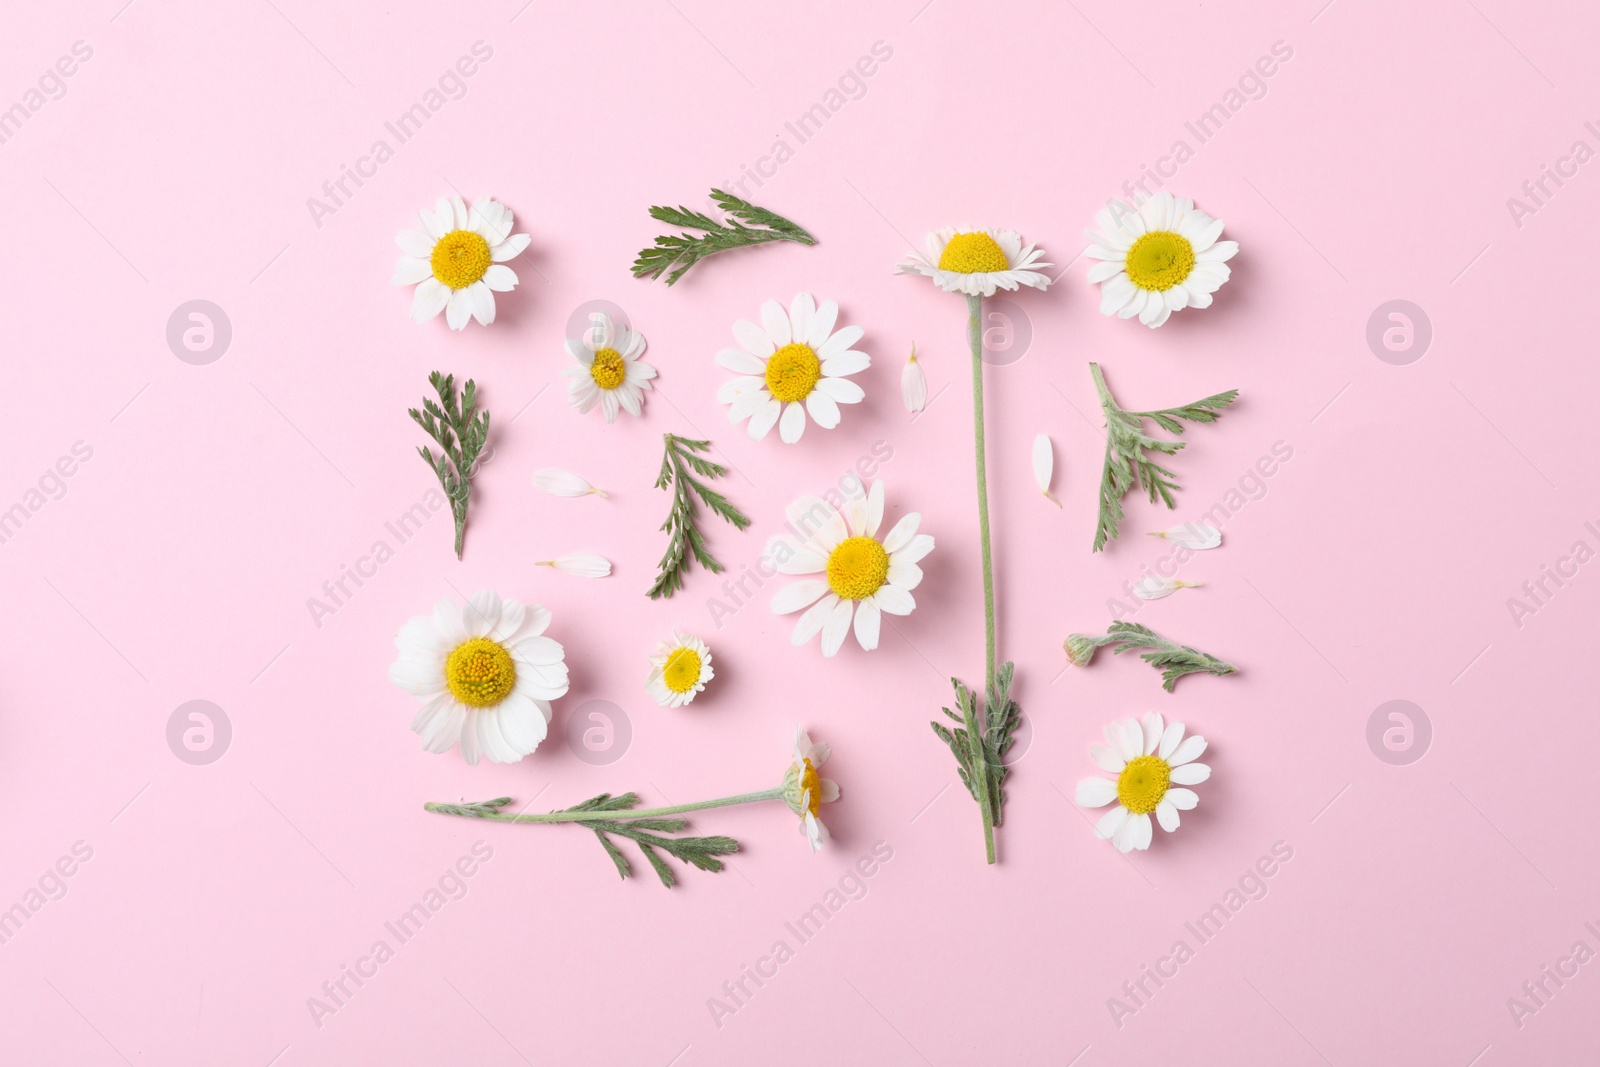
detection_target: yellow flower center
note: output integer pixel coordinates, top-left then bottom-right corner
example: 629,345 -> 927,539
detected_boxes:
765,343 -> 822,402
589,348 -> 626,390
444,637 -> 516,707
661,647 -> 702,694
430,230 -> 492,290
799,759 -> 822,816
937,232 -> 1008,273
826,536 -> 889,600
1117,755 -> 1172,814
1124,231 -> 1195,291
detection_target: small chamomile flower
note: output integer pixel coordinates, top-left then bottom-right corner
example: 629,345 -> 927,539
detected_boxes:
392,195 -> 529,330
896,227 -> 1052,296
562,312 -> 656,423
646,632 -> 714,708
717,293 -> 868,444
1075,712 -> 1210,852
1086,192 -> 1238,328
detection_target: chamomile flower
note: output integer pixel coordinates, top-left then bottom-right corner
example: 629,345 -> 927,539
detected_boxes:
563,312 -> 655,423
646,632 -> 714,708
1075,712 -> 1210,852
389,591 -> 569,765
781,726 -> 840,851
1086,192 -> 1238,328
392,195 -> 530,330
896,227 -> 1052,296
768,480 -> 932,657
716,293 -> 868,445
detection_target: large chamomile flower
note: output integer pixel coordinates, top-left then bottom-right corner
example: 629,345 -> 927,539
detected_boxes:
1075,712 -> 1211,852
768,480 -> 933,657
562,312 -> 655,423
389,590 -> 568,765
646,631 -> 713,708
716,293 -> 868,445
1086,191 -> 1238,328
896,227 -> 1052,296
392,196 -> 530,330
781,726 -> 840,852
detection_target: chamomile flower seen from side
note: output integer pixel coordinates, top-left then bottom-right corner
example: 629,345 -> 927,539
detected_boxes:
389,590 -> 569,765
768,480 -> 932,657
781,726 -> 840,851
1086,191 -> 1238,328
392,195 -> 529,330
896,227 -> 1052,296
716,293 -> 868,444
646,632 -> 714,708
563,312 -> 655,423
1075,712 -> 1211,852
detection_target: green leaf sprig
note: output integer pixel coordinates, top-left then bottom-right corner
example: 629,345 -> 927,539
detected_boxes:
424,794 -> 740,889
648,434 -> 750,599
408,371 -> 489,560
1065,621 -> 1238,692
632,189 -> 816,286
1091,362 -> 1238,552
931,662 -> 1021,834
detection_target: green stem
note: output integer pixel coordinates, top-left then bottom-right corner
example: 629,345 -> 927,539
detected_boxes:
424,787 -> 785,824
966,292 -> 998,866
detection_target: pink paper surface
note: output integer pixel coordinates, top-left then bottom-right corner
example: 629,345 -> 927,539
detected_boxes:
3,1 -> 1596,1063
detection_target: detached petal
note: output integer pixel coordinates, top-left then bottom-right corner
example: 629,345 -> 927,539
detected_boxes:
1032,434 -> 1060,507
538,553 -> 611,578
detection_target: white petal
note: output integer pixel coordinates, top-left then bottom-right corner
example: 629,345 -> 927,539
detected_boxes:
718,375 -> 766,404
466,281 -> 495,326
748,398 -> 782,440
778,401 -> 807,444
1089,744 -> 1125,773
1170,762 -> 1210,785
771,579 -> 829,615
863,481 -> 884,538
1095,806 -> 1128,841
1169,734 -> 1208,766
1134,576 -> 1195,600
760,299 -> 791,347
819,598 -> 854,657
788,293 -> 814,344
391,258 -> 432,285
887,559 -> 921,591
445,288 -> 471,331
1132,812 -> 1154,850
806,390 -> 840,429
902,352 -> 927,412
410,278 -> 450,323
821,351 -> 870,377
540,553 -> 611,578
1076,777 -> 1117,807
1158,721 -> 1186,760
532,469 -> 603,498
880,513 -> 920,554
1112,812 -> 1141,852
890,533 -> 934,566
733,318 -> 775,358
1032,434 -> 1059,506
396,229 -> 434,258
791,593 -> 839,646
815,377 -> 865,404
852,598 -> 880,651
818,324 -> 864,360
490,233 -> 530,262
806,300 -> 839,347
1166,787 -> 1199,810
872,585 -> 914,615
717,348 -> 766,375
1156,799 -> 1180,832
1142,712 -> 1164,755
482,264 -> 518,292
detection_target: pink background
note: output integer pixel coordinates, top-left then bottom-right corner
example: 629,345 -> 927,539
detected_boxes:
3,0 -> 1597,1062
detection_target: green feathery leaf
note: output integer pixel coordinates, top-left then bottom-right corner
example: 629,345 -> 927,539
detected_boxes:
648,434 -> 751,599
632,189 -> 816,286
1090,362 -> 1238,552
1065,622 -> 1238,692
408,371 -> 490,560
930,662 -> 1022,830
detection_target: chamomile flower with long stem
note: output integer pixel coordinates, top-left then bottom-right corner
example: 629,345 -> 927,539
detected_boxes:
1075,712 -> 1210,852
423,724 -> 838,887
898,225 -> 1050,866
563,312 -> 656,423
1086,192 -> 1238,328
389,590 -> 568,765
646,631 -> 714,708
717,293 -> 868,444
392,195 -> 529,330
767,480 -> 933,657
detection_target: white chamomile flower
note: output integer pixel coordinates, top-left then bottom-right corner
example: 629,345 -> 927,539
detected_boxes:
562,312 -> 655,423
896,227 -> 1052,296
768,480 -> 932,657
1133,575 -> 1201,600
781,726 -> 840,852
716,293 -> 868,445
1076,712 -> 1210,852
1086,191 -> 1238,328
1149,522 -> 1222,550
392,195 -> 529,330
902,345 -> 927,413
646,631 -> 713,708
389,590 -> 568,765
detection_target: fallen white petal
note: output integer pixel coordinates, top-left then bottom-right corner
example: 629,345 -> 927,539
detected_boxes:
902,346 -> 927,413
1133,575 -> 1202,600
532,468 -> 607,498
1148,522 -> 1222,550
1033,434 -> 1060,507
538,554 -> 611,578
